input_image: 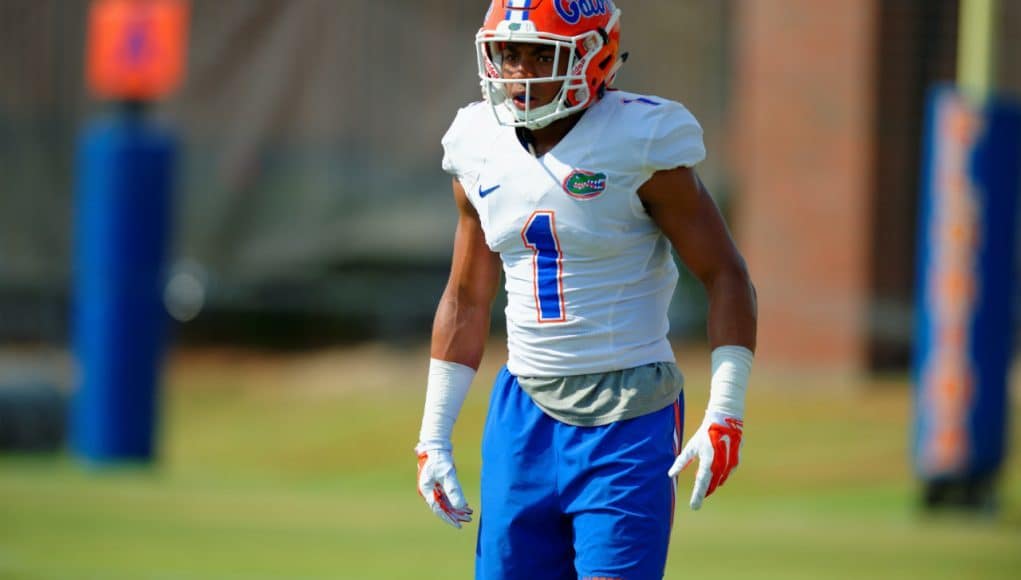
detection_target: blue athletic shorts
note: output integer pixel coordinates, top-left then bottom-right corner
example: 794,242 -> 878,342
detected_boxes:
476,366 -> 684,580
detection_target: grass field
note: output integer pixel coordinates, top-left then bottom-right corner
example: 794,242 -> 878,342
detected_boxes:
1,342 -> 1020,579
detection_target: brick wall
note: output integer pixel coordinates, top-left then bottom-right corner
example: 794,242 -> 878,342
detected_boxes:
731,0 -> 877,375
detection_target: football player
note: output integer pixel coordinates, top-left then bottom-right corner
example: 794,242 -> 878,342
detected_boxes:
416,1 -> 757,578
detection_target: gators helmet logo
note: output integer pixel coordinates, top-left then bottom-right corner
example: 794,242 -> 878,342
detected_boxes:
554,0 -> 611,25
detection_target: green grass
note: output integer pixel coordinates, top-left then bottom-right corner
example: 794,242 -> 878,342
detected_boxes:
1,346 -> 1019,579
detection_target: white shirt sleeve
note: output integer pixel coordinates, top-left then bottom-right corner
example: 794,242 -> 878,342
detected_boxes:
441,103 -> 485,179
641,102 -> 706,172
441,114 -> 462,177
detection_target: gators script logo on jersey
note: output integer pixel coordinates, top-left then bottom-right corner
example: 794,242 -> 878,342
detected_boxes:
562,169 -> 608,199
554,0 -> 611,24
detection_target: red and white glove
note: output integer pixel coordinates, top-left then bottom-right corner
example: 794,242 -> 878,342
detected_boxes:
669,411 -> 744,509
669,346 -> 753,510
416,446 -> 473,528
416,359 -> 475,528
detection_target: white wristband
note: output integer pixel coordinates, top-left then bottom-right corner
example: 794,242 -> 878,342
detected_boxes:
706,345 -> 753,418
416,358 -> 476,452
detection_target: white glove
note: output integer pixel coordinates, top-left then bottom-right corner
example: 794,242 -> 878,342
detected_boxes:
668,410 -> 744,509
416,446 -> 473,528
416,359 -> 475,528
668,345 -> 752,510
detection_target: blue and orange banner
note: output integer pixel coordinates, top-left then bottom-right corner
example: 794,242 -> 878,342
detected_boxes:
913,86 -> 1021,481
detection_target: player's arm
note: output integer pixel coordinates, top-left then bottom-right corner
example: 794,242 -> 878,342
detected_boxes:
431,178 -> 503,368
416,178 -> 501,529
638,166 -> 756,350
638,166 -> 757,510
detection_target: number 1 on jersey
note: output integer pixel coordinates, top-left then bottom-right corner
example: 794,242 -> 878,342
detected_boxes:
521,211 -> 566,323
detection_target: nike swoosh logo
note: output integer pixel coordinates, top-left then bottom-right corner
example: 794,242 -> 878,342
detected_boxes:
622,97 -> 661,106
718,434 -> 732,478
479,184 -> 500,198
719,434 -> 731,459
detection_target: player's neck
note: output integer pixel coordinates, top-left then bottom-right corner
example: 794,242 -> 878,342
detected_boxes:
517,111 -> 585,157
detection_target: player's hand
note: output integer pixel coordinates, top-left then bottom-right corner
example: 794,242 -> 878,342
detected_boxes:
416,447 -> 473,528
668,410 -> 744,510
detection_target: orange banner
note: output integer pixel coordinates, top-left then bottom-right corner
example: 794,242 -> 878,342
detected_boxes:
87,0 -> 188,101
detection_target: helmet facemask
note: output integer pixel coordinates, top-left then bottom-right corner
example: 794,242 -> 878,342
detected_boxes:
476,24 -> 608,130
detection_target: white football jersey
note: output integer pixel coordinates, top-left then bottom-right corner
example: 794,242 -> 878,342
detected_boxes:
442,91 -> 706,377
